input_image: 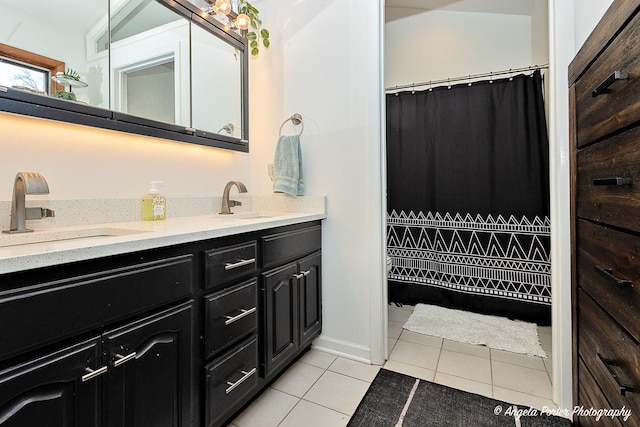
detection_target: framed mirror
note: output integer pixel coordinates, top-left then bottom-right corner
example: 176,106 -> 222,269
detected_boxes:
0,0 -> 249,152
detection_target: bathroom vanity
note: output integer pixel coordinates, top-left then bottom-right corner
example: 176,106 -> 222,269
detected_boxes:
0,212 -> 323,427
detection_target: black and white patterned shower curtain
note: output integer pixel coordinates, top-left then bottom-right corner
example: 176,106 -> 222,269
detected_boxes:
386,71 -> 551,324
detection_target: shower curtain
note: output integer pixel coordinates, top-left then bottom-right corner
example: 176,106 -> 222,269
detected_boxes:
386,71 -> 551,324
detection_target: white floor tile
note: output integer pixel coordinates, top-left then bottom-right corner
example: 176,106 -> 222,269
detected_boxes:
436,349 -> 492,384
231,388 -> 298,427
299,349 -> 337,369
442,339 -> 490,358
398,330 -> 443,349
328,357 -> 380,383
383,360 -> 435,381
388,337 -> 398,354
279,400 -> 350,427
434,372 -> 493,399
493,386 -> 557,413
491,348 -> 546,371
388,340 -> 441,371
388,320 -> 404,339
303,371 -> 371,416
492,360 -> 552,399
388,304 -> 414,322
271,361 -> 325,398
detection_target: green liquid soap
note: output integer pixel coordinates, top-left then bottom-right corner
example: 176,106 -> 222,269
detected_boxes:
141,181 -> 166,221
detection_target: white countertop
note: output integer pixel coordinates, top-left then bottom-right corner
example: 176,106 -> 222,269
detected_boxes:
0,211 -> 326,274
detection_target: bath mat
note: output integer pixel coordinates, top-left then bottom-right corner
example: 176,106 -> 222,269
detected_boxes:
403,304 -> 546,357
348,369 -> 572,427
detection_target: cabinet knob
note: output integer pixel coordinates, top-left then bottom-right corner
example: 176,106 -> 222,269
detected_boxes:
81,366 -> 108,382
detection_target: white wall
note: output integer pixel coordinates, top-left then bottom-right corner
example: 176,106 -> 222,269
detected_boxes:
249,0 -> 386,363
574,0 -> 614,51
385,10 -> 534,88
0,112 -> 250,200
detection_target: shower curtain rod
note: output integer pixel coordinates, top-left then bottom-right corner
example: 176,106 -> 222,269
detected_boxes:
385,64 -> 549,93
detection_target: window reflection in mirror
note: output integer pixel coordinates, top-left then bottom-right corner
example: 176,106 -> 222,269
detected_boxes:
0,0 -> 109,107
110,0 -> 190,125
191,22 -> 243,138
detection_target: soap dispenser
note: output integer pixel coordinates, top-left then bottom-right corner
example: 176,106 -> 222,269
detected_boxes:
141,181 -> 166,221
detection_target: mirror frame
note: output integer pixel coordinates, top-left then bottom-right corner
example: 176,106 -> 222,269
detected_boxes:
0,0 -> 249,152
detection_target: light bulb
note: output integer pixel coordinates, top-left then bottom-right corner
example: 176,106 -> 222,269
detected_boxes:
234,13 -> 250,30
214,0 -> 231,15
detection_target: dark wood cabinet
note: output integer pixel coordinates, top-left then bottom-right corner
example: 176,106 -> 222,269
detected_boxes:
262,262 -> 300,378
0,338 -> 101,427
0,220 -> 322,427
570,1 -> 640,425
103,302 -> 193,427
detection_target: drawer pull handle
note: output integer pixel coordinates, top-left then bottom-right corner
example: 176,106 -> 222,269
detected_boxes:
596,353 -> 634,395
113,352 -> 137,367
225,367 -> 257,394
592,70 -> 629,97
224,258 -> 256,270
592,177 -> 632,186
81,366 -> 108,382
293,273 -> 304,279
225,307 -> 256,325
595,266 -> 632,288
302,270 -> 312,276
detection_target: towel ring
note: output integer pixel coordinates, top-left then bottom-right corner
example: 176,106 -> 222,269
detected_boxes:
279,113 -> 304,136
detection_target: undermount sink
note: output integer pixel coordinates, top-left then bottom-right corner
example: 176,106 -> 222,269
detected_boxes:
219,212 -> 277,219
0,227 -> 150,248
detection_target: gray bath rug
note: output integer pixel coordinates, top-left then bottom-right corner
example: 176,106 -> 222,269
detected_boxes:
403,304 -> 546,357
348,369 -> 571,427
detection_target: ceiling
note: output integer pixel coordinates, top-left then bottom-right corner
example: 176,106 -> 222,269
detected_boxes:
385,0 -> 538,22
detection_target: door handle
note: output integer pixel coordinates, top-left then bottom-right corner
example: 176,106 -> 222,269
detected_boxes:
592,177 -> 632,186
81,366 -> 108,382
591,70 -> 629,97
226,367 -> 257,394
224,258 -> 256,270
596,353 -> 634,395
113,352 -> 137,367
595,266 -> 632,289
224,307 -> 256,325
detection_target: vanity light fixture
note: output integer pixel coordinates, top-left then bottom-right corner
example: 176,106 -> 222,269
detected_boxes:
234,13 -> 250,30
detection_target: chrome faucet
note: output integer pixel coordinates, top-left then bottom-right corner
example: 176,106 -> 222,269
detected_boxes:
3,172 -> 55,234
219,181 -> 247,214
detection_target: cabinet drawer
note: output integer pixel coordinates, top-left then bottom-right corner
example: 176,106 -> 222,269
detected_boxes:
0,255 -> 193,363
262,225 -> 321,269
577,358 -> 624,426
205,337 -> 258,427
577,220 -> 640,342
576,126 -> 640,232
578,289 -> 640,417
204,279 -> 257,359
204,242 -> 257,290
575,10 -> 640,147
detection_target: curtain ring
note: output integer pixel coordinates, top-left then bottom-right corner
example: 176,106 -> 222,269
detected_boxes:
428,81 -> 433,92
447,78 -> 451,89
467,75 -> 472,87
489,72 -> 493,84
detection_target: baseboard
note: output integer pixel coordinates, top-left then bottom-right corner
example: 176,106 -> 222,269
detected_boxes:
311,334 -> 375,365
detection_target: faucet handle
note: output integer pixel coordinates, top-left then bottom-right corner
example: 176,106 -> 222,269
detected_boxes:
229,200 -> 242,208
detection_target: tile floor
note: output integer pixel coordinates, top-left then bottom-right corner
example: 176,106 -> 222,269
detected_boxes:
227,304 -> 554,427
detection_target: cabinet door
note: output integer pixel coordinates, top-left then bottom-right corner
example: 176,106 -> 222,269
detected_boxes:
103,302 -> 194,427
0,337 -> 102,427
298,252 -> 322,348
261,263 -> 299,378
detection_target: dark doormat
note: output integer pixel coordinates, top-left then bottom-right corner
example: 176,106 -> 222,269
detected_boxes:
348,369 -> 572,427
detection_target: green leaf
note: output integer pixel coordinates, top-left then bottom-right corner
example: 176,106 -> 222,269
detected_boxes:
250,19 -> 257,29
246,31 -> 257,40
262,38 -> 270,48
260,28 -> 269,38
250,40 -> 258,49
251,47 -> 259,56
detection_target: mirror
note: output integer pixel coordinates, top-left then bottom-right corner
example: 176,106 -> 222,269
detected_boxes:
0,0 -> 248,151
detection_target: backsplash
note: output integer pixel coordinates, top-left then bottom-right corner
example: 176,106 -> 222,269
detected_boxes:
0,195 -> 325,231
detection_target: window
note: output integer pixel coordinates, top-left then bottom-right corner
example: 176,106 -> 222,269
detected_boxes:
0,43 -> 65,96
